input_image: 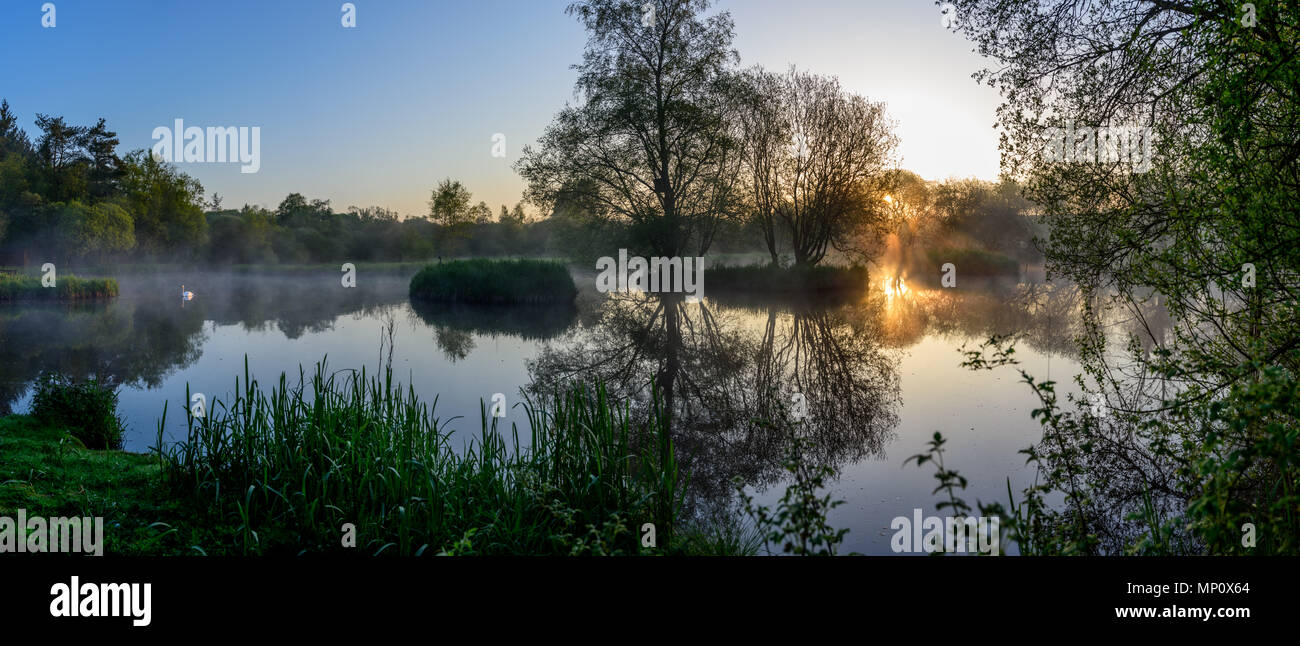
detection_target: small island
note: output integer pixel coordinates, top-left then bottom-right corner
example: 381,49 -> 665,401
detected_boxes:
409,258 -> 577,305
0,272 -> 119,302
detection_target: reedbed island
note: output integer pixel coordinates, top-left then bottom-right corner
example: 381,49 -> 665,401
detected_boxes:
0,270 -> 118,302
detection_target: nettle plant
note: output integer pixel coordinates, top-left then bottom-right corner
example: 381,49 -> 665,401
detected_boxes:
736,402 -> 849,556
912,334 -> 1300,556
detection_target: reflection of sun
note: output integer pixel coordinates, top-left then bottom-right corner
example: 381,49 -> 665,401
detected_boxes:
883,194 -> 894,204
882,275 -> 909,300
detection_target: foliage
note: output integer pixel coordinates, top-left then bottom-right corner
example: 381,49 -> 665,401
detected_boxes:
158,359 -> 686,555
737,435 -> 849,556
942,1 -> 1300,554
30,372 -> 126,450
517,0 -> 745,259
735,67 -> 899,266
409,258 -> 577,305
910,335 -> 1299,555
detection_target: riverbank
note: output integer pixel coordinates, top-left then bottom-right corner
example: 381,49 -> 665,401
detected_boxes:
0,415 -> 180,555
0,368 -> 758,556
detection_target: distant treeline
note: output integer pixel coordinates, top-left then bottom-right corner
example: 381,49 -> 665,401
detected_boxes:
0,99 -> 764,266
0,98 -> 1036,269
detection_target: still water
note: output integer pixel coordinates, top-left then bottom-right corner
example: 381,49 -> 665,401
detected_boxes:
0,268 -> 1101,554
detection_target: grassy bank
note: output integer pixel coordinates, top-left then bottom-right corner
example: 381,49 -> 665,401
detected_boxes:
0,416 -> 182,555
708,263 -> 871,293
410,258 -> 577,304
0,362 -> 753,555
0,274 -> 119,302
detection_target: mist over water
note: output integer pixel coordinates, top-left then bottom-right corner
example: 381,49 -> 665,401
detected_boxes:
0,267 -> 1108,554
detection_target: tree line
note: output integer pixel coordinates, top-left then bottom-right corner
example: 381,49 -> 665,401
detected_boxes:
0,100 -> 587,265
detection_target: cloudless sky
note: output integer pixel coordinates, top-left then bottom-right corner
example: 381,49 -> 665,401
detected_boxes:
0,0 -> 1001,217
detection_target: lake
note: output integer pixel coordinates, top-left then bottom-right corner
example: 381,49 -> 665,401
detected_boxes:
0,267 -> 1106,555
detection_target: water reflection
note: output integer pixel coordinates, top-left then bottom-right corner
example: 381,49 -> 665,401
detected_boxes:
0,271 -> 410,413
1,269 -> 1136,552
527,291 -> 903,517
409,300 -> 578,362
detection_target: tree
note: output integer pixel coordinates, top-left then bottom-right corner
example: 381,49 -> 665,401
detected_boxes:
955,0 -> 1299,374
119,149 -> 207,255
953,0 -> 1300,553
277,193 -> 309,222
0,100 -> 33,158
428,179 -> 472,226
34,114 -> 89,203
428,178 -> 474,255
67,200 -> 135,259
517,0 -> 744,259
737,67 -> 898,267
470,201 -> 492,225
81,118 -> 122,200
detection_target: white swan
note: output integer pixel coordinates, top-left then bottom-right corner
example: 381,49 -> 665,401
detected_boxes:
181,285 -> 194,301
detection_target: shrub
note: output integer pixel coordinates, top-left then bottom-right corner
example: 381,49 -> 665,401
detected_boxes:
30,373 -> 126,450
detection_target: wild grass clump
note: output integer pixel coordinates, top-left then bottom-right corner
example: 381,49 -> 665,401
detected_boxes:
0,274 -> 119,301
409,259 -> 576,304
708,264 -> 871,293
158,358 -> 683,555
30,373 -> 126,450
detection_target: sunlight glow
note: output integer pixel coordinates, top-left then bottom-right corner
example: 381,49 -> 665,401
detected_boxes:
882,275 -> 910,300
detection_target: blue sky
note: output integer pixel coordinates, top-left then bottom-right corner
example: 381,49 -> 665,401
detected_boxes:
0,0 -> 1001,217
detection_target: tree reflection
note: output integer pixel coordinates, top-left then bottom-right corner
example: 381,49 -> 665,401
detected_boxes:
409,300 -> 578,362
527,291 -> 902,518
0,298 -> 206,414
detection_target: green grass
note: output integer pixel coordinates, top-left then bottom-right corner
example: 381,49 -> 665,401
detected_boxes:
410,258 -> 577,305
156,359 -> 694,555
707,263 -> 871,293
0,416 -> 180,555
0,274 -> 119,301
0,360 -> 764,555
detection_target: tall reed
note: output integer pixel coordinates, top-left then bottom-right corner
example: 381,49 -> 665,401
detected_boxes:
158,358 -> 682,555
0,274 -> 119,301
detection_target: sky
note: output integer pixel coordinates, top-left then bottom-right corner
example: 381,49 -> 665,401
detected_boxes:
0,0 -> 1003,218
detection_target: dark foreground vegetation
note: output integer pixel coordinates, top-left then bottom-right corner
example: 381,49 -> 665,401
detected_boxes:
409,259 -> 577,305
